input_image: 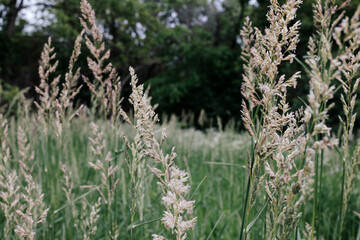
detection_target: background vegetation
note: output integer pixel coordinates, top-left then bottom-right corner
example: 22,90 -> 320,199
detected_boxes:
1,0 -> 358,126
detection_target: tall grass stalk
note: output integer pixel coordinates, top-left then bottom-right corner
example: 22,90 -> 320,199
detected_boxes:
79,0 -> 122,123
239,0 -> 315,239
302,1 -> 360,238
118,68 -> 155,238
239,138 -> 255,240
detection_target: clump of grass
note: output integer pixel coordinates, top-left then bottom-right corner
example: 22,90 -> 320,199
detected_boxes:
32,24 -> 86,237
119,67 -> 156,234
302,1 -> 360,238
119,67 -> 197,239
14,173 -> 49,240
239,0 -> 360,239
0,113 -> 48,240
239,0 -> 316,239
335,8 -> 360,235
302,0 -> 343,236
83,122 -> 119,239
1,0 -> 360,239
132,69 -> 198,239
80,197 -> 101,240
14,126 -> 46,240
0,114 -> 20,239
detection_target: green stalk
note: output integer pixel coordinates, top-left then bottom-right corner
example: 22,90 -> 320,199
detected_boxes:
40,131 -> 47,240
339,159 -> 346,239
108,159 -> 113,238
114,131 -> 119,238
302,112 -> 318,168
339,87 -> 352,239
239,139 -> 255,240
316,102 -> 326,239
239,166 -> 251,240
43,113 -> 52,239
316,149 -> 324,239
130,179 -> 135,240
311,134 -> 319,240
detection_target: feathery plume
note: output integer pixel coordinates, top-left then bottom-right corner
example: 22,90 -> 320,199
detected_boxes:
239,0 -> 314,238
79,0 -> 122,123
0,115 -> 21,239
14,173 -> 49,240
83,122 -> 119,239
122,68 -> 196,239
80,197 -> 101,240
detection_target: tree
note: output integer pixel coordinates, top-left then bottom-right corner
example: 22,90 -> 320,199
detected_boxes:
0,0 -> 25,36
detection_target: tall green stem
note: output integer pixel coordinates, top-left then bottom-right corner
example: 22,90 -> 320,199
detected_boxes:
311,135 -> 319,240
239,140 -> 255,240
339,159 -> 346,239
317,149 -> 324,239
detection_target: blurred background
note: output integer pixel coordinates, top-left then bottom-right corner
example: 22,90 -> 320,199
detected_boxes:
0,0 -> 359,129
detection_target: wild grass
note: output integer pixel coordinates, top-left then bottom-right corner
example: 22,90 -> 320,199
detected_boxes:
1,111 -> 359,239
0,0 -> 359,239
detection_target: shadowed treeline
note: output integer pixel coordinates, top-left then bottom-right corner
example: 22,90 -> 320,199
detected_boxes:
0,0 -> 359,127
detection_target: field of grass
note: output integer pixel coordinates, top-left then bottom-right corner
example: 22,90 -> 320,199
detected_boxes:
1,0 -> 360,239
0,105 -> 359,240
0,112 -> 359,239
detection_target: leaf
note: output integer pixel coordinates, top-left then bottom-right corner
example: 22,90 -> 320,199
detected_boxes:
246,199 -> 269,233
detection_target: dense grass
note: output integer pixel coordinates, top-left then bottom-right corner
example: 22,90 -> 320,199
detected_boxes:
1,0 -> 360,239
0,113 -> 359,239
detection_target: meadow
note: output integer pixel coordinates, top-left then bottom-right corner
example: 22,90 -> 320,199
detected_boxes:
0,0 -> 360,239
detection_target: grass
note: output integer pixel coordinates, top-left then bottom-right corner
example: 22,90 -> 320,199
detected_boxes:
0,0 -> 360,239
2,114 -> 252,239
0,114 -> 359,239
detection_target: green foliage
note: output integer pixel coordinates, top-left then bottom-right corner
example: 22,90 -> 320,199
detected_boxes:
0,0 -> 359,125
0,79 -> 19,103
148,28 -> 242,119
1,115 -> 359,239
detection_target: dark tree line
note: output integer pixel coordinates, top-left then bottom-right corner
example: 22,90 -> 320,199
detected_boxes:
0,0 -> 359,127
